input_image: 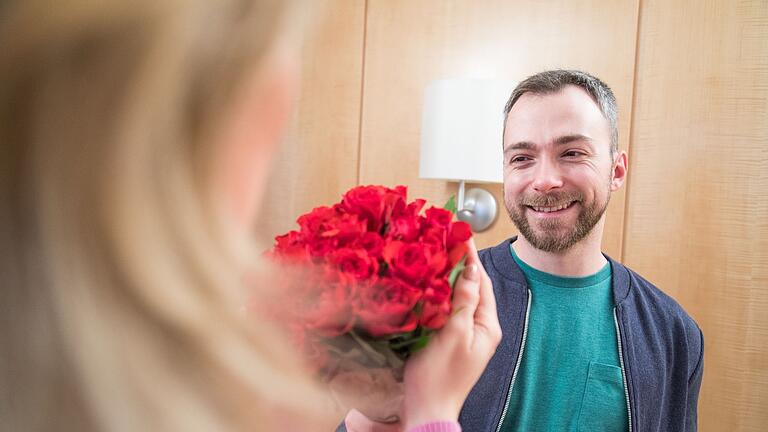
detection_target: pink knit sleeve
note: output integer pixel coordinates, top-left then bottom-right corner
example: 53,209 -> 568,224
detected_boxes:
405,421 -> 462,432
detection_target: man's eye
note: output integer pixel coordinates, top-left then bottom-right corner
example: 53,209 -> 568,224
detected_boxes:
563,150 -> 585,157
510,156 -> 531,163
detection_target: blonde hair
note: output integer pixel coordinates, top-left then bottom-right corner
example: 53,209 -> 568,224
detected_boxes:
0,0 -> 330,430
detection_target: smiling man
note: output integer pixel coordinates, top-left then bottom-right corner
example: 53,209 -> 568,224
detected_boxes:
458,70 -> 704,432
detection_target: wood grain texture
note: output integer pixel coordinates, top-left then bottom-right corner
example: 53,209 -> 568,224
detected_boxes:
257,1 -> 366,242
626,0 -> 768,430
359,0 -> 640,253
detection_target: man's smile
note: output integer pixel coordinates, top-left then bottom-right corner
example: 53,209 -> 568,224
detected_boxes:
525,201 -> 578,217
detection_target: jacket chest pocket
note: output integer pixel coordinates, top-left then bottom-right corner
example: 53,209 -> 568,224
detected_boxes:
577,362 -> 628,432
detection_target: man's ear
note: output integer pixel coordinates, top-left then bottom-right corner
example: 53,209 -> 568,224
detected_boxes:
610,151 -> 628,191
211,43 -> 299,228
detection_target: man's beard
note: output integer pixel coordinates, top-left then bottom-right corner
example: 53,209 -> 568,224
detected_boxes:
505,188 -> 610,254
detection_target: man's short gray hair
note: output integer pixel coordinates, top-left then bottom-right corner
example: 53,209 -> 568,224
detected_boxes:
504,70 -> 619,156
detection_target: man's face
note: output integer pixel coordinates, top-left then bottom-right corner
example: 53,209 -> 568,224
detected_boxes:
502,85 -> 620,253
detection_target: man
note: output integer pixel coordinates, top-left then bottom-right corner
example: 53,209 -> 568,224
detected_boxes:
458,70 -> 703,431
342,70 -> 703,432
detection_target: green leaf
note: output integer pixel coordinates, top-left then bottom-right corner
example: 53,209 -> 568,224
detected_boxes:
443,195 -> 458,214
389,336 -> 421,350
382,330 -> 413,340
448,254 -> 468,288
408,334 -> 431,353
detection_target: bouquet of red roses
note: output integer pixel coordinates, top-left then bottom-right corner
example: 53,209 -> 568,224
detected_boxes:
268,185 -> 472,421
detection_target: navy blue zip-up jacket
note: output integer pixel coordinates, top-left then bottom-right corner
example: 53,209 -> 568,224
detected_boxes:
458,238 -> 704,432
338,237 -> 704,432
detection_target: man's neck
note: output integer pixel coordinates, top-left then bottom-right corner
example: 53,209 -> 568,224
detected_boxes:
511,226 -> 608,277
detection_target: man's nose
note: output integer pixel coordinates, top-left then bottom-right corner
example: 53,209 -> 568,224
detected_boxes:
531,159 -> 564,193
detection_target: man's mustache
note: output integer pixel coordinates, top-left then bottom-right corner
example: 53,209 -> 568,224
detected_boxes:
518,192 -> 584,207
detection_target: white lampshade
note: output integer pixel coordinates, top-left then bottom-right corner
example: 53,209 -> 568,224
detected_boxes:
419,79 -> 515,184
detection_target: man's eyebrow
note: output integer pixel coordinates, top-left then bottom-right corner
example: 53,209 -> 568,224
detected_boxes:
504,135 -> 594,154
554,134 -> 593,146
504,141 -> 536,153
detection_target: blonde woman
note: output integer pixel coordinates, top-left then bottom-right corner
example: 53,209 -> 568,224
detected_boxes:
0,1 -> 500,431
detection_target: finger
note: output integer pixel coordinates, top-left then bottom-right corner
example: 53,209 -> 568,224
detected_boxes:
473,270 -> 501,347
345,409 -> 401,432
443,257 -> 481,335
467,241 -> 501,349
464,237 -> 481,267
463,239 -> 489,315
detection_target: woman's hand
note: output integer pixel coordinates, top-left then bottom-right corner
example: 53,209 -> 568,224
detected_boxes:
400,238 -> 501,429
345,409 -> 400,432
346,238 -> 501,432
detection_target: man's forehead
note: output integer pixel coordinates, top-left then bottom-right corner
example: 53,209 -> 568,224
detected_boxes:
504,85 -> 609,146
508,85 -> 602,118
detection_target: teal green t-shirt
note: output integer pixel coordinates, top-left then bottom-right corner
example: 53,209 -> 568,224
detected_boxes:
500,245 -> 628,432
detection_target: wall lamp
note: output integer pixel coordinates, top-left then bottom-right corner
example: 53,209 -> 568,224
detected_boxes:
419,79 -> 515,232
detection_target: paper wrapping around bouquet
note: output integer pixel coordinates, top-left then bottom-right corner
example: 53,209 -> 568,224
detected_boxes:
328,366 -> 404,423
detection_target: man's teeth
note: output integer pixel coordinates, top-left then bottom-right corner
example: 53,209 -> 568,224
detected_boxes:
532,202 -> 572,213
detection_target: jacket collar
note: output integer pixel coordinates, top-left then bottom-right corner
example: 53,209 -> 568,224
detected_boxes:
487,236 -> 631,305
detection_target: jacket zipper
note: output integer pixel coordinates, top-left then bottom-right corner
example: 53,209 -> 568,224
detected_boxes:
613,308 -> 633,432
494,289 -> 532,432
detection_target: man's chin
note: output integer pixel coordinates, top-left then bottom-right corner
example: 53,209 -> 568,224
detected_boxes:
527,238 -> 575,254
516,224 -> 580,253
527,217 -> 571,234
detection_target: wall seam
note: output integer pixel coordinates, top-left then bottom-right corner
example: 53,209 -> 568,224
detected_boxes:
621,0 -> 645,264
355,0 -> 369,185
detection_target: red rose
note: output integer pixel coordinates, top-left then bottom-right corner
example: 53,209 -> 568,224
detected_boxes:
425,207 -> 453,228
447,221 -> 472,247
297,206 -> 337,236
358,232 -> 385,258
330,248 -> 379,280
299,271 -> 356,338
387,214 -> 421,242
448,242 -> 469,267
420,299 -> 451,329
323,213 -> 368,248
272,230 -> 308,260
355,278 -> 421,337
420,279 -> 452,329
447,221 -> 472,266
307,238 -> 337,258
406,198 -> 426,216
340,186 -> 388,231
382,241 -> 448,286
383,186 -> 409,220
298,207 -> 366,257
392,197 -> 425,219
266,184 -> 476,369
341,185 -> 407,232
420,226 -> 447,249
424,278 -> 451,303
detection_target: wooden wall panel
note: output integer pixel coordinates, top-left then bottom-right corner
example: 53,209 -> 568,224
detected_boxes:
626,0 -> 768,430
254,1 -> 766,428
359,0 -> 640,254
257,1 -> 366,242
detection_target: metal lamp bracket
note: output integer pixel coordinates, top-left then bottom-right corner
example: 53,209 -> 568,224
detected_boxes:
456,180 -> 498,232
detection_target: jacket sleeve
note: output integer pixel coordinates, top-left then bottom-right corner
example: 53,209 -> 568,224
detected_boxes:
338,419 -> 462,432
686,327 -> 704,431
